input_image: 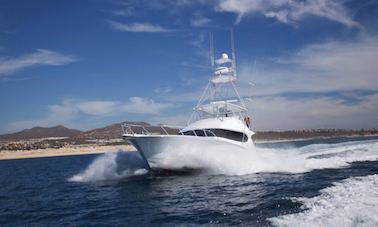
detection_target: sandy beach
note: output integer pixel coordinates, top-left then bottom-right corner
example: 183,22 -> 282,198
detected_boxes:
0,145 -> 136,160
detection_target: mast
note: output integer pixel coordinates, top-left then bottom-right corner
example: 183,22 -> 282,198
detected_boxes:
230,29 -> 237,77
209,32 -> 215,71
189,30 -> 248,124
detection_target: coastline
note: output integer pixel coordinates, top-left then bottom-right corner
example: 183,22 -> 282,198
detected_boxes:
0,145 -> 136,161
254,134 -> 378,144
1,134 -> 377,161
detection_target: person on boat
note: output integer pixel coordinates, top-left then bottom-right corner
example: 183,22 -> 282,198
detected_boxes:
245,115 -> 251,128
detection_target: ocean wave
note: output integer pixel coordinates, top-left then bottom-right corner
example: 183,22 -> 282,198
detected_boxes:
270,174 -> 378,227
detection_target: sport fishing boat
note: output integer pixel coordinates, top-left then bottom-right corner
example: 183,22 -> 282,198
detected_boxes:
122,34 -> 255,171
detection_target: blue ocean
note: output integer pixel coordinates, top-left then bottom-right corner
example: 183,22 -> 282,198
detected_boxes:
1,136 -> 378,226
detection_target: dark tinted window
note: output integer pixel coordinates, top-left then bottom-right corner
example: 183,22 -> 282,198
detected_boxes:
210,129 -> 248,142
181,129 -> 248,142
194,130 -> 205,136
182,131 -> 195,136
204,130 -> 216,137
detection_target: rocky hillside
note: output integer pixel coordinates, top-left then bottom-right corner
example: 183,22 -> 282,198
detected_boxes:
0,125 -> 82,141
73,121 -> 152,140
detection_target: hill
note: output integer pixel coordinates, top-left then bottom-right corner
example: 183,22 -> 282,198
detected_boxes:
0,125 -> 82,141
73,121 -> 151,140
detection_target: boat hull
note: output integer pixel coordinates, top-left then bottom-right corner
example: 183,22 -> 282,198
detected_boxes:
124,134 -> 255,171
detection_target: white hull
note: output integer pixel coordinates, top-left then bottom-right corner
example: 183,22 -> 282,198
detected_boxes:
121,48 -> 256,172
125,135 -> 255,170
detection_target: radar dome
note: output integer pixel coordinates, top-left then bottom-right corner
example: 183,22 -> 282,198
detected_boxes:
221,53 -> 229,59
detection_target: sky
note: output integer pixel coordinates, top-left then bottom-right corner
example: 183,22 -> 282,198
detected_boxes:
0,0 -> 378,133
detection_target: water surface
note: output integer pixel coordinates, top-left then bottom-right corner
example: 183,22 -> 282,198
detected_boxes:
1,136 -> 378,226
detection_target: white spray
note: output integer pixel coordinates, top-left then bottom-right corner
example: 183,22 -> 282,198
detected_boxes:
69,139 -> 378,182
68,151 -> 148,182
270,174 -> 378,227
149,139 -> 378,175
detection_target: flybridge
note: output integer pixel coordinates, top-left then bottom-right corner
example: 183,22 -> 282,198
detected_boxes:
210,53 -> 237,84
188,31 -> 249,124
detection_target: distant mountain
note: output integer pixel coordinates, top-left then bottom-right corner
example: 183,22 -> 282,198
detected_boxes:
73,121 -> 151,140
4,121 -> 377,143
0,125 -> 82,141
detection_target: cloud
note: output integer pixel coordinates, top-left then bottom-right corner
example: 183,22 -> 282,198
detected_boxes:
8,98 -> 174,131
9,100 -> 80,131
76,101 -> 119,116
104,0 -> 360,28
154,87 -> 173,94
238,36 -> 378,96
180,32 -> 212,69
249,93 -> 378,130
236,36 -> 378,130
0,49 -> 78,76
155,35 -> 378,130
152,114 -> 190,127
121,97 -> 174,114
108,20 -> 172,32
190,14 -> 212,27
215,0 -> 360,27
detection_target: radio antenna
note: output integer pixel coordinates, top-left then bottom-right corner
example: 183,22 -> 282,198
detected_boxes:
230,29 -> 237,77
209,32 -> 215,70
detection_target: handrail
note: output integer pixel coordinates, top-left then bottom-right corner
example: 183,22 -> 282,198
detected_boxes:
122,123 -> 183,136
121,123 -> 218,139
204,129 -> 217,137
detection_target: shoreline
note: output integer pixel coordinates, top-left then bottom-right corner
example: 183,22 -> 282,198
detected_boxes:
1,134 -> 377,161
254,134 -> 378,144
0,145 -> 135,161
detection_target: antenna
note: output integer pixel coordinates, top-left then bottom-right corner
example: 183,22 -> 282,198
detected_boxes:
209,32 -> 215,70
230,29 -> 237,77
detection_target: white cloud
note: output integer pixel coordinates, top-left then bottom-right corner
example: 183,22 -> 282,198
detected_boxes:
121,97 -> 174,114
190,14 -> 212,27
249,94 -> 378,131
108,20 -> 172,32
77,101 -> 119,116
155,35 -> 378,130
111,9 -> 134,17
236,36 -> 378,130
215,0 -> 359,27
154,87 -> 173,94
8,97 -> 174,131
238,36 -> 378,96
152,114 -> 190,127
0,49 -> 78,76
9,100 -> 80,131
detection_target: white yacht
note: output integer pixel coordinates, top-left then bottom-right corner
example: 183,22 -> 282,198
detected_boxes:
122,35 -> 255,171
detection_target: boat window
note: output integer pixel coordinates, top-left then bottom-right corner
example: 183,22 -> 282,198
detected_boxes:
194,130 -> 205,137
182,131 -> 195,136
204,130 -> 216,137
180,129 -> 248,142
209,129 -> 248,142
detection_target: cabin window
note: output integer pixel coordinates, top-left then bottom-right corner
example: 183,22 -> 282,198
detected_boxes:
209,129 -> 248,142
194,130 -> 205,136
181,129 -> 248,142
182,131 -> 195,136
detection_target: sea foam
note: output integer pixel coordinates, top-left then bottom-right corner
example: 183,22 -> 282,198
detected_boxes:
150,139 -> 378,175
68,151 -> 148,182
270,174 -> 378,227
68,139 -> 378,182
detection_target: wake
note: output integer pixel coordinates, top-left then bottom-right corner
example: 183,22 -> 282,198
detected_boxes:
68,139 -> 378,182
68,151 -> 148,182
270,174 -> 378,227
